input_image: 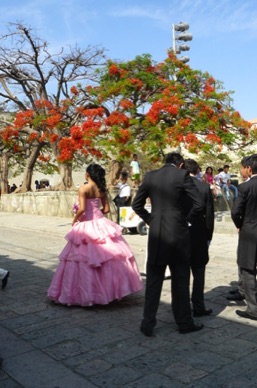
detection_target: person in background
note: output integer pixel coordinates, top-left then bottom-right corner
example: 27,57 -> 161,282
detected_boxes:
231,154 -> 257,320
202,166 -> 219,199
44,181 -> 51,190
184,159 -> 214,316
35,180 -> 40,190
195,166 -> 204,182
10,183 -> 17,193
0,268 -> 10,289
132,152 -> 204,336
214,168 -> 223,186
130,154 -> 140,188
219,165 -> 238,203
114,171 -> 131,223
227,155 -> 252,302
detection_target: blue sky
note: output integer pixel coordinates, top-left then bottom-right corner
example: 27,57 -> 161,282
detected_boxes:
1,0 -> 257,120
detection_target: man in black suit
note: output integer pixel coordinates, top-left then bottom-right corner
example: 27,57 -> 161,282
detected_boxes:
132,152 -> 204,336
184,159 -> 214,316
231,154 -> 257,320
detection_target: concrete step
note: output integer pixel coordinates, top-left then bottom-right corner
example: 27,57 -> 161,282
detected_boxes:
214,211 -> 237,234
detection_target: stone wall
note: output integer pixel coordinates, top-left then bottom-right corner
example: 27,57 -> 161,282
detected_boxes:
0,189 -> 121,220
0,191 -> 79,217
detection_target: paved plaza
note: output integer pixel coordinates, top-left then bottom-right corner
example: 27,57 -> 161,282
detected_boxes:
1,211 -> 257,387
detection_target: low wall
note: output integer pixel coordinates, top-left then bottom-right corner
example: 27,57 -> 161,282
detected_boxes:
0,191 -> 79,218
0,189 -> 230,219
0,189 -> 122,219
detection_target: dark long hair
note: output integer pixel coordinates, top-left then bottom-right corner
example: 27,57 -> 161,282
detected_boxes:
86,164 -> 107,193
205,166 -> 213,175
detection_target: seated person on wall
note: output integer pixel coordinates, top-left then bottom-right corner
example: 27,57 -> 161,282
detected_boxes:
202,166 -> 220,200
35,180 -> 40,190
219,164 -> 238,203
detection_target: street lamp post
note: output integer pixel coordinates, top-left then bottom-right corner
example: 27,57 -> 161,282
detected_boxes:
172,22 -> 193,63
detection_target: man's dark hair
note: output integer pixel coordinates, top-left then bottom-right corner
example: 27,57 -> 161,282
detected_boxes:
241,156 -> 251,168
223,164 -> 230,169
248,154 -> 257,174
165,152 -> 184,166
184,159 -> 198,175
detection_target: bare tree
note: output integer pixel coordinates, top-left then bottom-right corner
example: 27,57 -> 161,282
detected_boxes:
0,23 -> 106,192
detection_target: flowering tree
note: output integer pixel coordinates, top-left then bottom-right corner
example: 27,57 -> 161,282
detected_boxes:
0,25 -> 252,194
77,53 -> 251,167
0,23 -> 106,193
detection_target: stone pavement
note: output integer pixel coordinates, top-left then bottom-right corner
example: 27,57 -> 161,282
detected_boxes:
1,211 -> 257,387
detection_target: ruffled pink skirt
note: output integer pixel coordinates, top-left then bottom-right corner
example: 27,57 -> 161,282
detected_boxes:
47,217 -> 143,306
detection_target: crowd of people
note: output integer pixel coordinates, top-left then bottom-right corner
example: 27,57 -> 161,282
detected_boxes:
132,152 -> 257,335
196,164 -> 238,202
45,151 -> 257,337
2,151 -> 257,351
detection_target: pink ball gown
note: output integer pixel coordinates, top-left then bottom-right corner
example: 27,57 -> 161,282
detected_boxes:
47,198 -> 143,306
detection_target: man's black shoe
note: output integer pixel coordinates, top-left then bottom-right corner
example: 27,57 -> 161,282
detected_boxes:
2,271 -> 9,290
193,308 -> 212,317
236,310 -> 257,321
229,289 -> 239,295
179,323 -> 204,334
226,291 -> 245,301
140,325 -> 153,337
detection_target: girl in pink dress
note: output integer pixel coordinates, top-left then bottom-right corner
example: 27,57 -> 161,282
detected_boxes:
203,166 -> 220,199
47,164 -> 143,306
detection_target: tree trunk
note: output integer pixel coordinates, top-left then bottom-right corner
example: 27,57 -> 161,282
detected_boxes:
0,153 -> 9,194
51,162 -> 76,191
16,144 -> 44,193
107,160 -> 124,188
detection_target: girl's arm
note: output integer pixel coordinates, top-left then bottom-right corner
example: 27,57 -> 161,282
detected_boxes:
72,187 -> 86,225
101,193 -> 110,215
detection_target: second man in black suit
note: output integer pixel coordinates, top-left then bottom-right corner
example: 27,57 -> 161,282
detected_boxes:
184,159 -> 215,316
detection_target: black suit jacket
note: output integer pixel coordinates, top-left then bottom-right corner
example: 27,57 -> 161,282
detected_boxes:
231,175 -> 257,270
184,177 -> 214,267
132,164 -> 204,265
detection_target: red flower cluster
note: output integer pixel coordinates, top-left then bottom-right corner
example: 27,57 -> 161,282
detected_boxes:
27,133 -> 38,142
105,112 -> 129,128
203,77 -> 215,97
70,86 -> 79,95
70,126 -> 84,141
109,64 -> 120,76
1,126 -> 19,142
120,99 -> 134,110
44,113 -> 62,129
129,78 -> 143,89
147,101 -> 178,124
117,129 -> 130,144
178,118 -> 191,128
14,110 -> 34,128
206,133 -> 221,144
185,133 -> 201,152
34,100 -> 54,110
49,134 -> 59,143
82,107 -> 105,118
57,137 -> 74,162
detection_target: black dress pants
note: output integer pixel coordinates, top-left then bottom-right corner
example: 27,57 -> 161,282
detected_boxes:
142,260 -> 194,330
191,265 -> 206,311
